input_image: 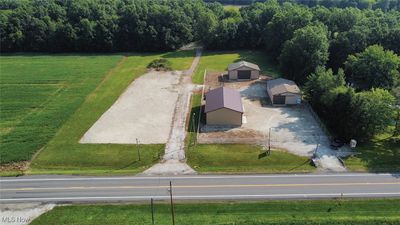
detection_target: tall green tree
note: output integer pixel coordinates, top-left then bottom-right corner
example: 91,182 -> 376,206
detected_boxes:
279,23 -> 329,84
264,3 -> 313,58
351,88 -> 396,140
345,45 -> 400,90
305,66 -> 346,108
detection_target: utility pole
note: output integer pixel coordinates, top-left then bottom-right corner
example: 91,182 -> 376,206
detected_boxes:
151,198 -> 155,225
136,138 -> 141,161
268,127 -> 271,152
192,113 -> 196,146
169,181 -> 175,225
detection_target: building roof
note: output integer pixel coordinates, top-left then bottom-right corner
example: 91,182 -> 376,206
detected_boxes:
267,78 -> 301,96
205,87 -> 243,113
228,61 -> 260,71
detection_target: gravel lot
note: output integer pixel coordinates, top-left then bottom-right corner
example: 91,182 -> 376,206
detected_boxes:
80,71 -> 181,144
200,79 -> 331,157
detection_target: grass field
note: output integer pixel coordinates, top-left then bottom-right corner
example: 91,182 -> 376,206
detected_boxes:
192,50 -> 280,84
0,55 -> 122,164
31,199 -> 400,225
0,50 -> 194,175
344,133 -> 400,172
187,144 -> 315,173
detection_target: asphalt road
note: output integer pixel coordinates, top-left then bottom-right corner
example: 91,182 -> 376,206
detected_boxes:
1,173 -> 399,203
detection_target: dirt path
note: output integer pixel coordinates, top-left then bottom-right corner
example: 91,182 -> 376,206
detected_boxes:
143,49 -> 202,175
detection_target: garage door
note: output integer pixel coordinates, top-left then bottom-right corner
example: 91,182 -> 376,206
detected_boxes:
273,95 -> 285,104
238,70 -> 251,79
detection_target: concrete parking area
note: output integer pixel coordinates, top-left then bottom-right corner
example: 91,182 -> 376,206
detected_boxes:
80,70 -> 181,144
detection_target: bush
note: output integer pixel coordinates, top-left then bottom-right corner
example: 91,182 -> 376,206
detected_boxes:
147,59 -> 172,71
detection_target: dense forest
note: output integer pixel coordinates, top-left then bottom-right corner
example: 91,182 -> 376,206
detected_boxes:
1,0 -> 399,142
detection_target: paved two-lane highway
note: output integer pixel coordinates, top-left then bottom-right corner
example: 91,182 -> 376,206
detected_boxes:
1,173 -> 399,203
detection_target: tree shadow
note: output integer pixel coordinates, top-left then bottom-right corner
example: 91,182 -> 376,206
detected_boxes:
237,50 -> 281,78
187,105 -> 205,133
344,136 -> 400,176
161,49 -> 196,59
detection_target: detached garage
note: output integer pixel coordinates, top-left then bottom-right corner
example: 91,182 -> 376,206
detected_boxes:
267,78 -> 301,105
205,87 -> 243,126
228,61 -> 260,80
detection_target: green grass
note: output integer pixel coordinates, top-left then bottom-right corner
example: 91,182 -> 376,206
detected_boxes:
0,55 -> 122,164
344,133 -> 400,172
31,199 -> 400,225
223,5 -> 242,10
192,50 -> 280,84
187,144 -> 315,173
0,50 -> 194,175
185,94 -> 202,147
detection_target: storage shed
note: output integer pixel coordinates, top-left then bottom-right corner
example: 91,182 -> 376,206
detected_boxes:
228,61 -> 260,80
267,78 -> 301,105
205,87 -> 243,126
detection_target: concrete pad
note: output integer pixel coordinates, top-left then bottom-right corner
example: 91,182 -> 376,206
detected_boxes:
80,71 -> 181,144
142,160 -> 196,175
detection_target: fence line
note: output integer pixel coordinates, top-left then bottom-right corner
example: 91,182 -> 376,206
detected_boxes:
303,101 -> 332,141
195,69 -> 207,145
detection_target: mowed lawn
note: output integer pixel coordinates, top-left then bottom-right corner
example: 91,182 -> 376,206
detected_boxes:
344,133 -> 400,172
31,199 -> 400,225
0,55 -> 122,164
1,50 -> 194,175
187,144 -> 315,173
192,50 -> 280,84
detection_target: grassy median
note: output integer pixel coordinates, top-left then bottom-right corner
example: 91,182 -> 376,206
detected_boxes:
31,199 -> 400,225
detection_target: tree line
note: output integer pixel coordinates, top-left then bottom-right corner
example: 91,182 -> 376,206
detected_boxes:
1,0 -> 211,52
1,0 -> 399,142
204,0 -> 400,11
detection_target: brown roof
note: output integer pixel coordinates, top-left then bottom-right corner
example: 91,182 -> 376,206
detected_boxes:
267,78 -> 301,96
205,87 -> 243,113
228,61 -> 260,71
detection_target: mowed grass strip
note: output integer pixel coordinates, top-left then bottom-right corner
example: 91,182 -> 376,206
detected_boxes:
0,55 -> 122,164
29,51 -> 194,175
31,199 -> 400,225
192,50 -> 280,84
187,144 -> 315,173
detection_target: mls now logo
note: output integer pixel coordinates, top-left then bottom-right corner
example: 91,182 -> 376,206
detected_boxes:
1,216 -> 31,224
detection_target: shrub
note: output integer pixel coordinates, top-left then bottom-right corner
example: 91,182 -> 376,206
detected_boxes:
147,59 -> 172,71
